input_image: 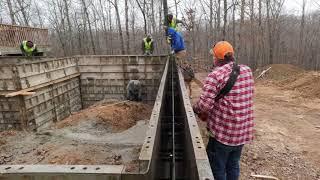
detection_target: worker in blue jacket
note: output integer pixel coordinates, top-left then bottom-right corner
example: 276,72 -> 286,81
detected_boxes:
166,27 -> 186,58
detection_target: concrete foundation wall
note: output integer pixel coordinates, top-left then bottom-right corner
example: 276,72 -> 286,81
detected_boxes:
78,55 -> 167,108
0,55 -> 167,131
0,96 -> 20,130
24,77 -> 81,130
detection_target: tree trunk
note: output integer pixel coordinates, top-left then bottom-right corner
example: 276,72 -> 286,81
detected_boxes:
130,9 -> 136,53
135,0 -> 147,34
81,0 -> 96,54
216,0 -> 221,39
174,0 -> 178,17
35,3 -> 44,28
223,0 -> 227,40
163,0 -> 168,26
99,0 -> 108,52
112,0 -> 125,54
209,0 -> 213,43
92,9 -> 101,54
151,0 -> 156,33
125,0 -> 130,53
108,1 -> 113,54
299,0 -> 306,65
250,0 -> 256,68
232,0 -> 236,46
266,0 -> 273,64
6,0 -> 16,25
63,0 -> 74,55
238,0 -> 245,60
16,0 -> 29,26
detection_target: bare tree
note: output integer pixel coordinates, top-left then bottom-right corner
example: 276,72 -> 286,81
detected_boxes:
34,3 -> 44,27
80,0 -> 96,54
238,0 -> 245,59
125,0 -> 130,53
6,0 -> 16,25
215,0 -> 221,40
135,0 -> 147,34
16,0 -> 30,26
250,0 -> 256,67
108,0 -> 125,54
299,0 -> 306,64
63,0 -> 74,54
151,0 -> 156,33
222,0 -> 227,40
209,0 -> 214,43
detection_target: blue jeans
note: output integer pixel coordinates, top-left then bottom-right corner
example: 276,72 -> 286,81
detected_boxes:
206,137 -> 244,180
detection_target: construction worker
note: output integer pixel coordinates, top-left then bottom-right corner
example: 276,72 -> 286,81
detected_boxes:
193,41 -> 254,180
20,40 -> 38,56
181,62 -> 195,98
166,27 -> 186,59
142,35 -> 154,55
127,80 -> 142,101
167,14 -> 183,31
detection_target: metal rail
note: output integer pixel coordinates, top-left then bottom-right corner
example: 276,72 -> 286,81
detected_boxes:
0,56 -> 214,180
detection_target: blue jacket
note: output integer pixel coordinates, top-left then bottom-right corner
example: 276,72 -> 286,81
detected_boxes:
167,27 -> 185,53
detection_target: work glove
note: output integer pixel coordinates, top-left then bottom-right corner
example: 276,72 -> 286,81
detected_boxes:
193,104 -> 208,122
166,37 -> 171,44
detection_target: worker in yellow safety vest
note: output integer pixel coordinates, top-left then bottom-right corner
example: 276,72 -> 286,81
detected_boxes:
167,14 -> 184,31
142,35 -> 154,55
20,40 -> 38,56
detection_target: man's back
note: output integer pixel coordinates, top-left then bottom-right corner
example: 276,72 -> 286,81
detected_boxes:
127,80 -> 142,101
199,62 -> 254,146
167,27 -> 185,53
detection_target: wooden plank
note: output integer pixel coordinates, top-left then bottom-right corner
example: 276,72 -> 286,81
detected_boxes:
5,73 -> 80,97
20,92 -> 36,96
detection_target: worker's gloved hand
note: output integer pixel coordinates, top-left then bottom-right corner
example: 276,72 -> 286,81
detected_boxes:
166,37 -> 171,44
193,105 -> 208,122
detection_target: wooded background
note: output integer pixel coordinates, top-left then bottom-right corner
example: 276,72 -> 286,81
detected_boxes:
0,0 -> 319,70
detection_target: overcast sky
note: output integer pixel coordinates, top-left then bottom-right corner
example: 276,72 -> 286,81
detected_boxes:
284,0 -> 319,14
167,0 -> 319,16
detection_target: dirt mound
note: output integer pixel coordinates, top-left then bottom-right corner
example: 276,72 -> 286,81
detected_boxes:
255,64 -> 320,98
284,73 -> 320,98
97,102 -> 152,132
55,100 -> 152,132
255,64 -> 304,81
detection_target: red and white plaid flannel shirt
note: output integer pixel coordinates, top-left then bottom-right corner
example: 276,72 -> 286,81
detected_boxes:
195,62 -> 254,146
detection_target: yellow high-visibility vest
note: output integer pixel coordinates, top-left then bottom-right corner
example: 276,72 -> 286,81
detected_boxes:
22,41 -> 36,56
143,38 -> 153,50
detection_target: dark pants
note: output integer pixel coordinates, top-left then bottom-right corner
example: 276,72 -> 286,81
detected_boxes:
206,137 -> 244,180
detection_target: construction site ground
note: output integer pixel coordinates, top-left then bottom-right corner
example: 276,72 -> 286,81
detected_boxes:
0,100 -> 153,172
191,64 -> 320,180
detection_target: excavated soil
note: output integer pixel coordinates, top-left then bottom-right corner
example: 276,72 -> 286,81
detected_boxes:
55,100 -> 152,132
0,100 -> 152,172
191,67 -> 320,180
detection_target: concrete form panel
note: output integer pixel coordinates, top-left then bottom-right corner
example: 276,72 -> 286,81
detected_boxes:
0,55 -> 166,131
79,56 -> 167,107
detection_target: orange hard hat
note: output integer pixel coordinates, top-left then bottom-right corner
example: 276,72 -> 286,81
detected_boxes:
211,41 -> 234,60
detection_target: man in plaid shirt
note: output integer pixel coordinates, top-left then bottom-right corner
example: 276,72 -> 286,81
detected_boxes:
193,41 -> 254,180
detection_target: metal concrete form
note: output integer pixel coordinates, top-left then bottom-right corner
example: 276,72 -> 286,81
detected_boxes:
77,55 -> 167,108
0,56 -> 214,180
0,55 -> 167,130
